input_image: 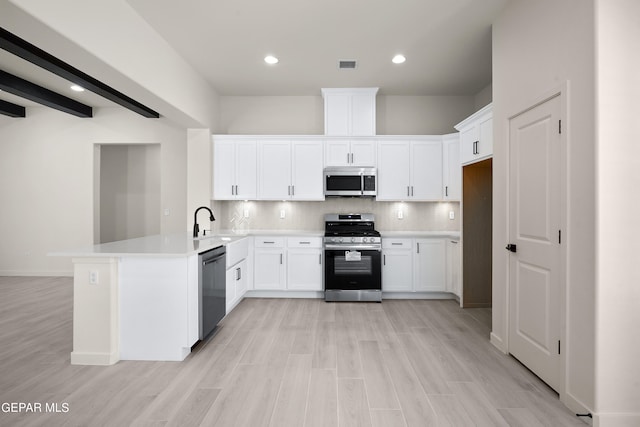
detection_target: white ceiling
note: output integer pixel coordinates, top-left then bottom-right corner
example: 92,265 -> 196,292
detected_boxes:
126,0 -> 509,96
0,0 -> 508,113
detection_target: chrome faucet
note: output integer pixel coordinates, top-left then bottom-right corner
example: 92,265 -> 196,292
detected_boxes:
193,206 -> 215,238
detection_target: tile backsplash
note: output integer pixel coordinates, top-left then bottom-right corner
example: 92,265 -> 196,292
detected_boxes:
214,199 -> 460,233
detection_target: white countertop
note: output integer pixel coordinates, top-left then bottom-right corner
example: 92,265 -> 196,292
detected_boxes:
49,229 -> 460,258
380,231 -> 460,239
49,232 -> 245,258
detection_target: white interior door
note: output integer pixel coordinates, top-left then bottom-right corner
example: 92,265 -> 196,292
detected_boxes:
508,95 -> 562,391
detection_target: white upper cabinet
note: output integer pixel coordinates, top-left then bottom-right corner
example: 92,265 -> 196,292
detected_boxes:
291,140 -> 324,200
455,103 -> 493,165
325,139 -> 376,167
442,133 -> 461,200
212,139 -> 257,200
377,138 -> 443,201
258,139 -> 324,200
322,88 -> 378,136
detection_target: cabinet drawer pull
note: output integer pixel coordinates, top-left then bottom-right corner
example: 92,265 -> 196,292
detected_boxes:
451,240 -> 458,244
263,241 -> 275,244
299,241 -> 311,244
391,242 -> 403,246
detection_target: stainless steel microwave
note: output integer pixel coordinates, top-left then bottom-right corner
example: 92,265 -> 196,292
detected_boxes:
324,167 -> 377,197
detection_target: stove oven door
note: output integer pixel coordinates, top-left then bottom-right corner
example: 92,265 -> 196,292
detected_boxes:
324,247 -> 382,291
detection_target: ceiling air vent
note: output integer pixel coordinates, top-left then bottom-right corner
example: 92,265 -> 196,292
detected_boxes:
339,60 -> 357,69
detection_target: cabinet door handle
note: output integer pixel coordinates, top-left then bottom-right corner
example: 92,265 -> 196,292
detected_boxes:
347,153 -> 351,164
351,153 -> 354,163
417,243 -> 420,254
287,185 -> 291,196
231,185 -> 235,195
236,267 -> 241,281
383,254 -> 386,265
292,185 -> 295,196
407,186 -> 410,197
319,253 -> 322,264
411,186 -> 414,196
445,186 -> 449,197
235,185 -> 239,195
280,253 -> 283,264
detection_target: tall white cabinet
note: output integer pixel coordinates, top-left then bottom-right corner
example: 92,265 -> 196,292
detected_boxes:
322,88 -> 378,136
442,133 -> 461,200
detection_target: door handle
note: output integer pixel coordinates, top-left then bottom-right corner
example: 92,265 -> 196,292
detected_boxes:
506,244 -> 517,253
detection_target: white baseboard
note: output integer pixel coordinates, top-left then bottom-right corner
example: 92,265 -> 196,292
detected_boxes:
0,270 -> 73,277
70,351 -> 119,366
490,332 -> 507,353
592,412 -> 640,427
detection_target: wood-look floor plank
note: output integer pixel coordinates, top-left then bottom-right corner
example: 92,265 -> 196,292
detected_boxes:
336,327 -> 363,378
447,381 -> 510,427
304,368 -> 338,427
497,407 -> 546,427
359,340 -> 400,410
370,409 -> 407,427
269,354 -> 312,427
311,321 -> 337,369
380,344 -> 438,426
338,378 -> 372,427
165,387 -> 220,427
427,394 -> 476,427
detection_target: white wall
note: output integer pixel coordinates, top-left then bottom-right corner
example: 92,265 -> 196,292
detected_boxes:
594,0 -> 640,423
474,83 -> 492,110
493,0 -> 596,415
0,107 -> 187,276
219,95 -> 477,135
99,144 -> 161,243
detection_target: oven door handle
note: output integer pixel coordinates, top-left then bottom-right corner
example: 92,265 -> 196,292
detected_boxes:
324,244 -> 382,251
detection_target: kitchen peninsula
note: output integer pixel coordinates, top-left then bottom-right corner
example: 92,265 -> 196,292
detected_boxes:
50,233 -> 243,366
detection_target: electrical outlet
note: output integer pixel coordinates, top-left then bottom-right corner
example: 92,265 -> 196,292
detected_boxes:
243,209 -> 249,218
89,271 -> 99,284
280,209 -> 286,219
397,210 -> 404,219
163,208 -> 170,216
449,211 -> 455,220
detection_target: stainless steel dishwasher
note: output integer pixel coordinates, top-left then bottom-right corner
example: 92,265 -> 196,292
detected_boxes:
198,245 -> 226,339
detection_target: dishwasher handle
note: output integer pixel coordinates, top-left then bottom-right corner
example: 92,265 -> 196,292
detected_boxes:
202,253 -> 225,266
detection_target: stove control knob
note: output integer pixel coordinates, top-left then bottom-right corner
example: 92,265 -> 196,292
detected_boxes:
331,237 -> 337,243
338,237 -> 343,243
351,237 -> 356,243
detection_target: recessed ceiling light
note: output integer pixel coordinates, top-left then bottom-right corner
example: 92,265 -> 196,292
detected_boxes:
70,84 -> 85,92
392,54 -> 406,64
264,55 -> 279,65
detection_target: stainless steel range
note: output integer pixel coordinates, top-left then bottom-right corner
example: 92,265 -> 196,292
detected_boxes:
323,214 -> 382,302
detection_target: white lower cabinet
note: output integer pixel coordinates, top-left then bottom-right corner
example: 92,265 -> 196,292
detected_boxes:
253,236 -> 323,292
446,239 -> 461,297
382,239 -> 413,291
382,237 -> 454,294
226,259 -> 247,314
253,237 -> 286,290
225,238 -> 251,313
287,237 -> 323,291
414,238 -> 447,292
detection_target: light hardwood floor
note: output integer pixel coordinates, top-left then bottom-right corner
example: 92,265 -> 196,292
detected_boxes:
0,276 -> 586,427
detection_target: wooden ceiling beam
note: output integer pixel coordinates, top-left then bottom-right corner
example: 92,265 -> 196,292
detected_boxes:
0,27 -> 159,118
0,98 -> 25,117
0,69 -> 92,117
